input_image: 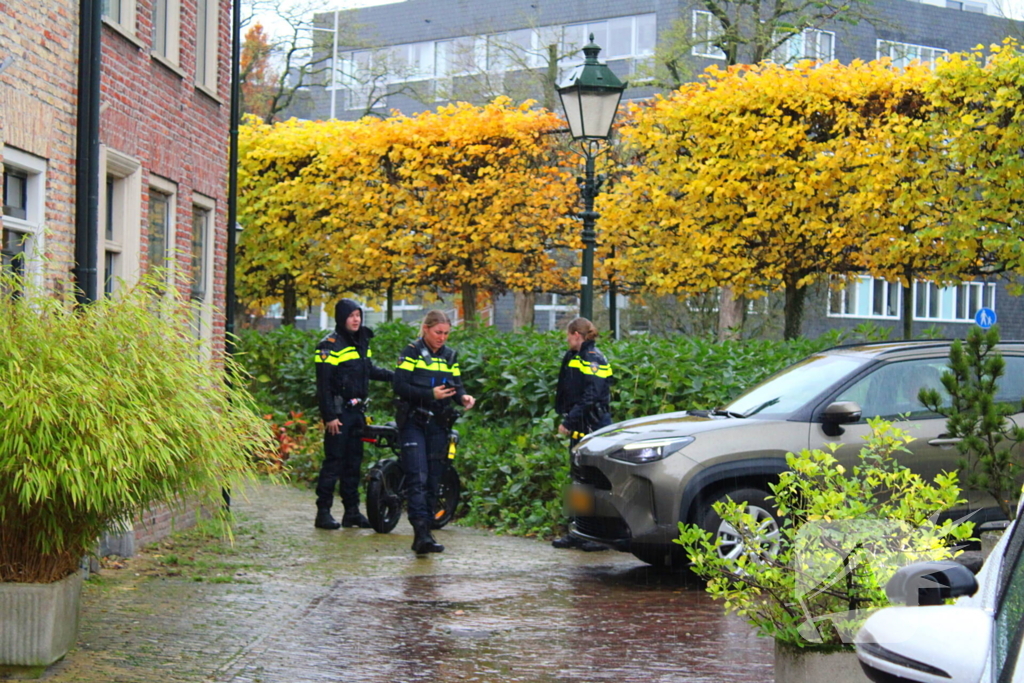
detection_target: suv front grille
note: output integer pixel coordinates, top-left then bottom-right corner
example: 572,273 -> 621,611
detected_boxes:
574,515 -> 630,541
571,465 -> 612,490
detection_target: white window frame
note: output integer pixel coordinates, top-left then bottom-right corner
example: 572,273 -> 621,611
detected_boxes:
340,49 -> 376,110
828,275 -> 902,320
151,0 -> 181,67
389,41 -> 435,82
563,21 -> 609,61
1,147 -> 47,287
147,176 -> 177,290
99,147 -> 142,295
190,194 -> 216,345
486,29 -> 537,73
536,293 -> 576,331
266,303 -> 310,321
194,0 -> 218,92
772,28 -> 835,63
876,40 -> 947,68
914,281 -> 996,323
102,0 -> 138,36
692,10 -> 726,60
434,36 -> 486,79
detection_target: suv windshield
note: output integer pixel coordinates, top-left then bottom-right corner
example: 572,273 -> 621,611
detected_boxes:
723,353 -> 869,418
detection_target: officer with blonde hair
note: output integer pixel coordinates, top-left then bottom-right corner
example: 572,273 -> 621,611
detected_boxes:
393,310 -> 476,555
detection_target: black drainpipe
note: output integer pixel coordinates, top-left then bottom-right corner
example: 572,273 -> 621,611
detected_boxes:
74,0 -> 102,304
224,0 -> 241,353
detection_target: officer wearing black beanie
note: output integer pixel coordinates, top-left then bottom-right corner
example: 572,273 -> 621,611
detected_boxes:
313,299 -> 393,530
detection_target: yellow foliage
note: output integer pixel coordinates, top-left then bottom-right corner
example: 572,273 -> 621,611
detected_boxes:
607,59 -> 938,311
237,99 -> 578,313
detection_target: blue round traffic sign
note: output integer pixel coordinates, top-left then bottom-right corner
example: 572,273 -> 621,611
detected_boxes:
975,307 -> 997,329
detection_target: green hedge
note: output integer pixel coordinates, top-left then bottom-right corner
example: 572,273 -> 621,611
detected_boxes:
234,323 -> 842,538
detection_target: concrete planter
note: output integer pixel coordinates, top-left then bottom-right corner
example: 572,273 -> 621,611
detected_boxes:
774,640 -> 870,683
0,572 -> 83,677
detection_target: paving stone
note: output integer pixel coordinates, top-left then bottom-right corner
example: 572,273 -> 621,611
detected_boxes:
23,482 -> 774,683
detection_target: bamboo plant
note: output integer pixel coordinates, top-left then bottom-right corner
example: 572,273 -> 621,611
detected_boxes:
0,274 -> 272,583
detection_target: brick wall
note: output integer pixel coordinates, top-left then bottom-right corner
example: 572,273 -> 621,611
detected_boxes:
99,0 -> 233,355
0,0 -> 80,292
99,497 -> 216,557
132,498 -> 214,548
96,0 -> 234,547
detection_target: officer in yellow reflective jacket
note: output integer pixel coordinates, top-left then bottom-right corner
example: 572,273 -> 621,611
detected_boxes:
553,317 -> 612,551
393,310 -> 475,555
313,299 -> 393,530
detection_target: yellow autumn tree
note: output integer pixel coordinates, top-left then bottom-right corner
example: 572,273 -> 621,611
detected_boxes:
237,116 -> 355,323
317,98 -> 579,323
238,116 -> 427,319
920,40 -> 1024,284
606,60 -> 935,339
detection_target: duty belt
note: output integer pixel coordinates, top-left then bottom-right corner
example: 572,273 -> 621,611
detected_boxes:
334,396 -> 367,413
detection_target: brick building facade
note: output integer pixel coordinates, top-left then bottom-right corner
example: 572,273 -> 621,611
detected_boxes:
1,0 -> 80,293
3,0 -> 235,552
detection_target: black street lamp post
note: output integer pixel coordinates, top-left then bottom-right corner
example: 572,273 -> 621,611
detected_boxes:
556,35 -> 626,322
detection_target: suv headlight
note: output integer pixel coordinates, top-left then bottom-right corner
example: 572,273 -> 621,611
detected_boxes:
608,437 -> 695,464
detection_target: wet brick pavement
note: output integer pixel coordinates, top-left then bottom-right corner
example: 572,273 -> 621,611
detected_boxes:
29,482 -> 774,683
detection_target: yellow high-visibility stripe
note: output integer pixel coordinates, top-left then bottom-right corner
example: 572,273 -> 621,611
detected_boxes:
314,346 -> 360,365
396,356 -> 461,376
568,358 -> 613,378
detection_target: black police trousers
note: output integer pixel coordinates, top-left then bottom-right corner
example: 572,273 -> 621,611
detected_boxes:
315,406 -> 366,512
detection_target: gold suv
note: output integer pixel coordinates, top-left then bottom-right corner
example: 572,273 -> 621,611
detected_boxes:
568,341 -> 1024,567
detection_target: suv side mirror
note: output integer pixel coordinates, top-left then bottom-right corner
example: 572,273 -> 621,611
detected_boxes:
885,560 -> 979,606
822,401 -> 862,424
821,401 -> 862,436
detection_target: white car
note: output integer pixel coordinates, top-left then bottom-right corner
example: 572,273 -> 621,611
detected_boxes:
856,500 -> 1024,682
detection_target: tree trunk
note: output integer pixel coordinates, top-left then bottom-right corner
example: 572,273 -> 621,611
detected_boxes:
717,287 -> 745,341
543,45 -> 558,111
461,282 -> 478,328
513,292 -> 535,331
386,283 -> 394,322
282,281 -> 297,327
902,282 -> 913,340
783,279 -> 806,341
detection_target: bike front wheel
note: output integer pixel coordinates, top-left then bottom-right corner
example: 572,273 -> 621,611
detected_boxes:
366,458 -> 404,534
431,464 -> 461,529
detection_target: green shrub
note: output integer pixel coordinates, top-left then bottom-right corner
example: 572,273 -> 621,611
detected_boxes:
455,413 -> 567,537
677,419 -> 974,649
0,276 -> 273,583
233,326 -> 322,418
235,320 -> 844,536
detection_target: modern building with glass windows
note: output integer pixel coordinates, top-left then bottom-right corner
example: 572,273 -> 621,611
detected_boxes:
282,0 -> 1022,338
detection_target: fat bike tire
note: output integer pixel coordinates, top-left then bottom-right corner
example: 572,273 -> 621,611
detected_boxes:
366,459 -> 404,534
431,465 -> 461,529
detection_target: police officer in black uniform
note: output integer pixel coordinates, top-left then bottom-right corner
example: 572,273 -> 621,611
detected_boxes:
553,317 -> 613,550
313,299 -> 394,530
393,310 -> 475,555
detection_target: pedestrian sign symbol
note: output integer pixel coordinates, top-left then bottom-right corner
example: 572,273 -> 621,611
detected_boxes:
975,307 -> 997,329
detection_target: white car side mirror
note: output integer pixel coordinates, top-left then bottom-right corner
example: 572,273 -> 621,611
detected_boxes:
856,606 -> 991,683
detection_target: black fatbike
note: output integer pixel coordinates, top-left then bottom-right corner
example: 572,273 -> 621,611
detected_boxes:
361,421 -> 461,534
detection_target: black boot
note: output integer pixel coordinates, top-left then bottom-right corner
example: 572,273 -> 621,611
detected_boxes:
552,534 -> 580,549
341,508 -> 371,528
314,510 -> 341,530
412,521 -> 444,555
